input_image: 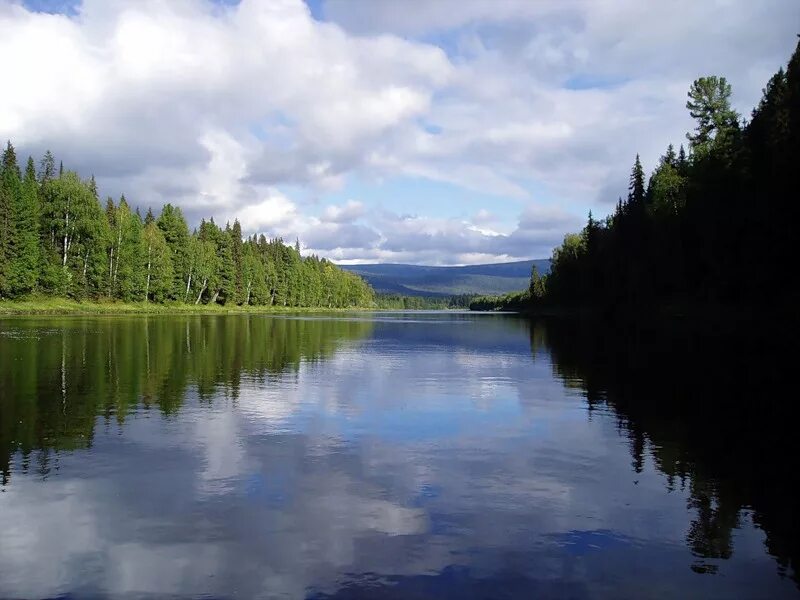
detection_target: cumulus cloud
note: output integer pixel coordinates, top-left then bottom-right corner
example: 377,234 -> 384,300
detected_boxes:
321,200 -> 365,224
0,0 -> 795,263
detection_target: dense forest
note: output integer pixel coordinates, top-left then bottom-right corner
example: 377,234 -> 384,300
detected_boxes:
0,149 -> 374,308
473,39 -> 800,312
374,293 -> 475,310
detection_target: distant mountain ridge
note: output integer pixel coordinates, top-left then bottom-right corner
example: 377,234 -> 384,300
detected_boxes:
340,259 -> 551,297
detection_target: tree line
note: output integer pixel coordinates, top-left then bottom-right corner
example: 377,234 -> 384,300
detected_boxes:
375,293 -> 475,310
0,148 -> 374,308
473,39 -> 800,312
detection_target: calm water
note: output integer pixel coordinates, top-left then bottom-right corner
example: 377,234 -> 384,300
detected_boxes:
0,312 -> 797,599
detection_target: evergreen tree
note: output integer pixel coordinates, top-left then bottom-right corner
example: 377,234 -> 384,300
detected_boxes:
628,154 -> 645,207
39,150 -> 56,185
686,76 -> 740,154
1,145 -> 375,307
231,220 -> 244,303
156,204 -> 191,301
0,143 -> 19,295
6,158 -> 41,295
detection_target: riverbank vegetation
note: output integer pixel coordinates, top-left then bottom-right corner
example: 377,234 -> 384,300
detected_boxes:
0,296 -> 381,316
473,40 -> 799,313
0,152 -> 374,309
374,293 -> 474,310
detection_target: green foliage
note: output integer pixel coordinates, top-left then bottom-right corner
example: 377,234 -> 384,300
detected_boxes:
1,145 -> 40,297
141,221 -> 173,302
0,148 -> 375,309
39,170 -> 107,297
156,203 -> 192,300
529,265 -> 547,299
107,196 -> 144,301
469,291 -> 530,311
686,76 -> 740,154
375,293 -> 474,310
490,40 -> 800,313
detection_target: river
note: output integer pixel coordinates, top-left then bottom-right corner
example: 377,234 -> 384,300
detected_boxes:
0,312 -> 796,598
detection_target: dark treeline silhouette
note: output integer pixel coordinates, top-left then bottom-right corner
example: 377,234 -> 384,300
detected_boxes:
375,293 -> 475,310
0,315 -> 373,484
0,149 -> 374,308
473,39 -> 800,312
529,316 -> 799,586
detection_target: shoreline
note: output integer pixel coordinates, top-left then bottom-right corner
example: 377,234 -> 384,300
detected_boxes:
0,298 -> 378,316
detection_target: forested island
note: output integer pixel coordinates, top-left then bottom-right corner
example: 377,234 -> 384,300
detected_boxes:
0,150 -> 374,311
472,40 -> 799,314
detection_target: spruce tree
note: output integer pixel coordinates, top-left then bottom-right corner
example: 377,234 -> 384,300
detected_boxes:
39,150 -> 56,184
6,157 -> 42,295
686,76 -> 739,154
156,204 -> 191,300
627,155 -> 645,207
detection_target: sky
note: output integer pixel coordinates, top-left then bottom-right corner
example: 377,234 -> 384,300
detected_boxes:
0,0 -> 797,265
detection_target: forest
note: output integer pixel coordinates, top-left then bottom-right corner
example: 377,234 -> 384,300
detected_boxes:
473,39 -> 800,313
374,293 -> 475,310
0,149 -> 374,308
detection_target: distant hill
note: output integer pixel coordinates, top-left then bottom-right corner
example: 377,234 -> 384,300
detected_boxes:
340,259 -> 551,297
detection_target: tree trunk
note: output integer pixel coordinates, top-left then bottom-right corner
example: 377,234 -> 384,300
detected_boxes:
184,270 -> 193,303
62,197 -> 70,267
246,280 -> 252,305
145,243 -> 152,302
195,279 -> 207,305
113,228 -> 122,284
210,290 -> 220,304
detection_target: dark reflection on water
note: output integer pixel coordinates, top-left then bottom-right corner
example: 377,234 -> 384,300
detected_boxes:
0,313 -> 797,599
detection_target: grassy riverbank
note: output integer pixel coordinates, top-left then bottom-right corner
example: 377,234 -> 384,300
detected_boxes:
0,296 -> 375,316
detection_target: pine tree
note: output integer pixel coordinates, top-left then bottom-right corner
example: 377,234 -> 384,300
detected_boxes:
1,144 -> 377,307
628,155 -> 645,207
686,76 -> 740,154
156,204 -> 191,300
0,144 -> 16,295
0,144 -> 40,297
6,157 -> 42,295
88,175 -> 98,199
39,150 -> 56,184
677,145 -> 688,175
231,220 -> 244,304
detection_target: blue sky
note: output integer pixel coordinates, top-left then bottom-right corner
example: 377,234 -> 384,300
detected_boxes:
4,0 -> 798,264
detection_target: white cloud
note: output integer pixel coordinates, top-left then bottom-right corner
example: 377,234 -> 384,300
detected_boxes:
0,0 -> 796,263
321,199 -> 365,223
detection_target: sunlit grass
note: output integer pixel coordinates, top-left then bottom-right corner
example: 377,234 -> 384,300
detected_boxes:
0,295 -> 373,315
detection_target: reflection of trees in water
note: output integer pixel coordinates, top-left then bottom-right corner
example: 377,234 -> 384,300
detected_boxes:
531,317 -> 799,585
0,316 -> 372,485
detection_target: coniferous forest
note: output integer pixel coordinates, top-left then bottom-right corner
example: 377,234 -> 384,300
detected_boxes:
473,40 -> 800,313
0,150 -> 374,309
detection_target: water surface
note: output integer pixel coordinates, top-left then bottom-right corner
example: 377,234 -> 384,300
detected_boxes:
0,312 -> 797,598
